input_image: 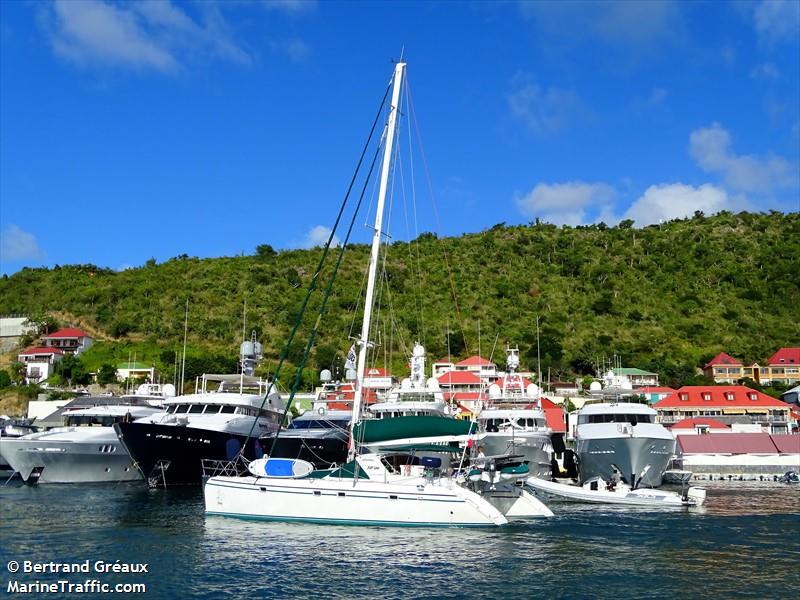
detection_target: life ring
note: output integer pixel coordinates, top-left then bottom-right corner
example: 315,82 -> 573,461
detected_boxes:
317,406 -> 327,416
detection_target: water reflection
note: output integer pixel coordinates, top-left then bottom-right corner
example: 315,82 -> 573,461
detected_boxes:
1,481 -> 798,599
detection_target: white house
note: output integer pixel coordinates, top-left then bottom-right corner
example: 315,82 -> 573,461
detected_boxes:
116,362 -> 156,382
41,327 -> 93,355
17,347 -> 64,384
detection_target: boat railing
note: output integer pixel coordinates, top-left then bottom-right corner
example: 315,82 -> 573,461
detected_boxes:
201,457 -> 250,479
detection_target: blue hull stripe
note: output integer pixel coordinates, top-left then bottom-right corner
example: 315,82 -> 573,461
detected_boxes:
206,480 -> 465,503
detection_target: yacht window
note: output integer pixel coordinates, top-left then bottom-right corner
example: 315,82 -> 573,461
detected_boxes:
175,405 -> 190,414
165,405 -> 177,414
220,405 -> 236,414
189,404 -> 205,414
206,405 -> 223,414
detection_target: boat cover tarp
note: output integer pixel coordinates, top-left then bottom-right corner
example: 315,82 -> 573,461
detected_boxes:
353,415 -> 474,444
677,433 -> 778,454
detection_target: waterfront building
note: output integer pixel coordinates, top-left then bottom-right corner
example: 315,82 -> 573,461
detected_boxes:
703,348 -> 800,386
638,386 -> 677,404
670,417 -> 731,435
655,385 -> 792,434
611,367 -> 659,387
703,352 -> 745,383
759,347 -> 800,386
453,355 -> 497,379
676,432 -> 800,475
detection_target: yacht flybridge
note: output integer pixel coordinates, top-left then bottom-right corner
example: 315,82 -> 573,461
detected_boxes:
203,61 -> 553,526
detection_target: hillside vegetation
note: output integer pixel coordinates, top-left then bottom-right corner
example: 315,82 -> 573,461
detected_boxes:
1,211 -> 798,389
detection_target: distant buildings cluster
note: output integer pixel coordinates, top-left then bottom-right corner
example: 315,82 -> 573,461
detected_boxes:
703,348 -> 800,386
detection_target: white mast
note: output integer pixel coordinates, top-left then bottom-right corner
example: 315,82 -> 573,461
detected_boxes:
348,61 -> 406,461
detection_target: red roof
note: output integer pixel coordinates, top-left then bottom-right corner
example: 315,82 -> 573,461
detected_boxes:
438,371 -> 483,385
671,417 -> 730,429
770,434 -> 800,454
42,327 -> 89,339
704,352 -> 742,368
455,356 -> 495,367
677,433 -> 778,454
638,386 -> 677,394
767,347 -> 800,366
654,386 -> 790,409
19,346 -> 64,356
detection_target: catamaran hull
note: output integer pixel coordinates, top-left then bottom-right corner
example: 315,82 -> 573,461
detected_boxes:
114,422 -> 265,487
204,475 -> 508,526
0,437 -> 141,484
575,436 -> 675,488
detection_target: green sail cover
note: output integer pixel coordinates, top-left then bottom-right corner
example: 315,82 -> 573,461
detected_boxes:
323,460 -> 370,480
353,415 -> 474,444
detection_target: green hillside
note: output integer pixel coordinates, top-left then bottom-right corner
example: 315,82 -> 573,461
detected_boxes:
1,211 -> 798,389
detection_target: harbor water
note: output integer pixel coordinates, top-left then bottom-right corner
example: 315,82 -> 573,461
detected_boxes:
1,481 -> 798,599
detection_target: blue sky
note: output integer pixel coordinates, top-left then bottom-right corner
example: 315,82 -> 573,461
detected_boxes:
1,0 -> 798,275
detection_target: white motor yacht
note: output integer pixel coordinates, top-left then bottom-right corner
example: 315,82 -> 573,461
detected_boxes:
477,346 -> 553,478
0,404 -> 160,483
574,401 -> 675,488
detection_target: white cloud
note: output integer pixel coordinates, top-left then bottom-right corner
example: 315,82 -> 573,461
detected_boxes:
754,0 -> 800,46
302,225 -> 339,248
518,0 -> 681,48
271,38 -> 313,62
689,122 -> 798,194
262,0 -> 318,13
750,62 -> 781,80
508,72 -> 580,134
40,0 -> 249,72
516,182 -> 616,225
0,225 -> 44,262
622,183 -> 743,226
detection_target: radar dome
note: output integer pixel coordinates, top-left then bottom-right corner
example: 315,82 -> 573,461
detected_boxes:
162,384 -> 176,398
590,381 -> 602,392
345,369 -> 357,381
426,377 -> 440,390
401,378 -> 412,390
526,383 -> 540,397
488,383 -> 501,400
320,369 -> 332,382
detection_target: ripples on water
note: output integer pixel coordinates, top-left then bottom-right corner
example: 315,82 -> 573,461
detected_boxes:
1,481 -> 798,599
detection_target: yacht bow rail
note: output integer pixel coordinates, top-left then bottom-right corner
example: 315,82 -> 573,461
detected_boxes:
201,457 -> 250,479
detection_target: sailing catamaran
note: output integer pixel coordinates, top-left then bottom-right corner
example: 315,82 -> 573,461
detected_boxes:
203,61 -> 552,526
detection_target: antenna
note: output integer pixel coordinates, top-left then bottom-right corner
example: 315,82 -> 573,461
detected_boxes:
180,298 -> 188,396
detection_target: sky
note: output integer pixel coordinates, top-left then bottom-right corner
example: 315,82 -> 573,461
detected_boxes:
0,0 -> 798,275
